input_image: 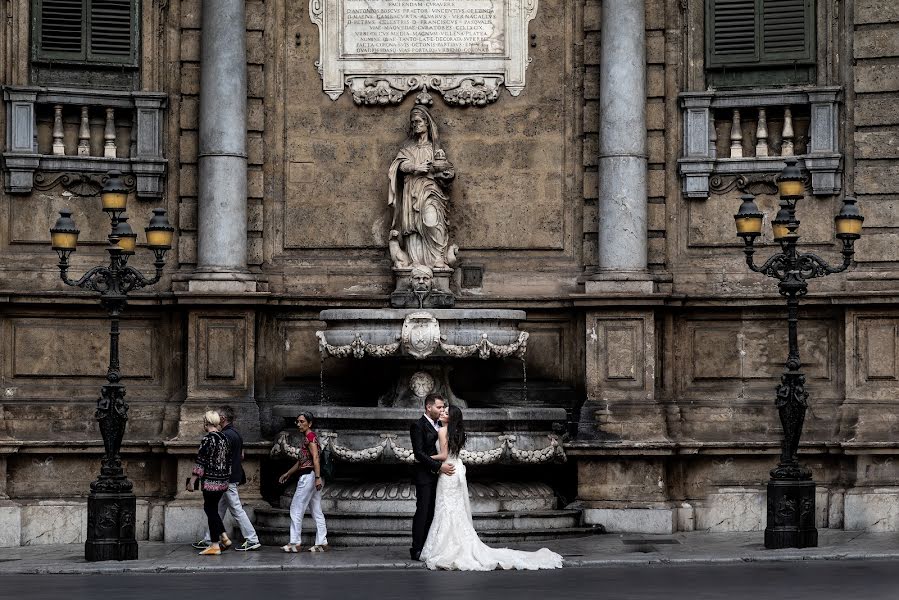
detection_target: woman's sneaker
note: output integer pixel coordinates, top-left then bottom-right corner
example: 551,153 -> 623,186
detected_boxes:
236,540 -> 262,551
192,540 -> 210,550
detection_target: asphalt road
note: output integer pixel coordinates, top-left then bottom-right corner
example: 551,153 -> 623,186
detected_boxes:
2,560 -> 897,600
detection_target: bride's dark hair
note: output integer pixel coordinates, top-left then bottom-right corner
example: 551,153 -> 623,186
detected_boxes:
447,404 -> 466,456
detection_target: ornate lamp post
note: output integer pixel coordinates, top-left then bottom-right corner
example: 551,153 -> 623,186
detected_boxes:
733,158 -> 863,549
49,170 -> 174,561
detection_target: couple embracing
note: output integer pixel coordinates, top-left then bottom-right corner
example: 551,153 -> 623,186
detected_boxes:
409,394 -> 563,571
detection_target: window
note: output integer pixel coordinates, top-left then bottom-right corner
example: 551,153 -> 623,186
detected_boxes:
705,0 -> 815,87
32,0 -> 139,67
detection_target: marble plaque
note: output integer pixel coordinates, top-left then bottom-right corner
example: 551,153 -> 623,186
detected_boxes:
310,0 -> 539,106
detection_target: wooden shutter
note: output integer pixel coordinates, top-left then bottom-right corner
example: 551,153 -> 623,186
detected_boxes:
708,0 -> 758,66
762,0 -> 811,58
707,0 -> 814,68
89,0 -> 135,62
38,0 -> 86,60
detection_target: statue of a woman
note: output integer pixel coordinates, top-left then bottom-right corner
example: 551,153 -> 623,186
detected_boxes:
388,105 -> 456,270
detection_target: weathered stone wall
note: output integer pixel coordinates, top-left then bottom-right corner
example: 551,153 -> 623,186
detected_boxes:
0,0 -> 898,546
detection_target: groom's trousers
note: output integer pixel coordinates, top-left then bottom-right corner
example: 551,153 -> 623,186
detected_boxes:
411,477 -> 437,556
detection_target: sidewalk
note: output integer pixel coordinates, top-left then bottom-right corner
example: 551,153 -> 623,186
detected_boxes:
0,530 -> 897,574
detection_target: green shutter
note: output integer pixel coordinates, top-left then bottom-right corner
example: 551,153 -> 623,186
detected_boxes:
89,0 -> 135,62
706,0 -> 815,86
33,0 -> 138,66
708,0 -> 759,67
762,0 -> 813,59
37,0 -> 87,61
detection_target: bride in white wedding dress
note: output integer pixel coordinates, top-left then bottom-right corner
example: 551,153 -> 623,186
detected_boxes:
419,404 -> 563,571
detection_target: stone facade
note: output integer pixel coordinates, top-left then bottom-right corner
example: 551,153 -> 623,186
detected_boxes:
0,0 -> 897,546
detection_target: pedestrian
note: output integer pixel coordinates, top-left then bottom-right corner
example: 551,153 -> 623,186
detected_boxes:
192,406 -> 262,552
187,410 -> 231,556
278,411 -> 329,552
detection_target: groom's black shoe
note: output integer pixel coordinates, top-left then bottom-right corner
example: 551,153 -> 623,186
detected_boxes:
410,549 -> 421,561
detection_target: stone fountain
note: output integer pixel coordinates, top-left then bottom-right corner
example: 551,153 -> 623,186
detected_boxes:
256,104 -> 591,546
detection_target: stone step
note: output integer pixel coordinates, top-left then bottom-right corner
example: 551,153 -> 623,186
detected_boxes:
255,508 -> 582,533
256,525 -> 602,547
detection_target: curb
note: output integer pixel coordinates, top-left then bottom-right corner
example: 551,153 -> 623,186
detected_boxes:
4,552 -> 899,575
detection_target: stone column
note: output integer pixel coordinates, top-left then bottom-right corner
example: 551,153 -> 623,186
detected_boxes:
190,0 -> 256,292
587,0 -> 652,293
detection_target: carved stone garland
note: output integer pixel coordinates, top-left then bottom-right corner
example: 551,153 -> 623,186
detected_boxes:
271,430 -> 566,465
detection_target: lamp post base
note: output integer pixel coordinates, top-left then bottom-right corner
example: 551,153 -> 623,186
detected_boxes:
85,491 -> 138,561
764,479 -> 818,549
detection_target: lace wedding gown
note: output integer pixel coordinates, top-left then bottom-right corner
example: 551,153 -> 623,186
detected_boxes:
419,453 -> 563,571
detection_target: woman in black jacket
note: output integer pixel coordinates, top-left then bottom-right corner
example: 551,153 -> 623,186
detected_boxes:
188,410 -> 232,555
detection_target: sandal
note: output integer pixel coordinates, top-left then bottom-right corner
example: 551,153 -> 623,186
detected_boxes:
199,546 -> 221,556
281,544 -> 300,553
309,544 -> 330,552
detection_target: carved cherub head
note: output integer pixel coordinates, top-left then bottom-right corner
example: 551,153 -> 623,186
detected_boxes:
409,371 -> 435,399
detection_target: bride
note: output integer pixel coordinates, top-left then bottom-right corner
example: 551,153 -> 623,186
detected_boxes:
419,404 -> 563,571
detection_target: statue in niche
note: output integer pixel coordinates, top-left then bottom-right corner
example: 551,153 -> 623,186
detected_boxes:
388,105 -> 456,270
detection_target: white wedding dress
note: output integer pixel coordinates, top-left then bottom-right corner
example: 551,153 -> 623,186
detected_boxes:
419,452 -> 563,571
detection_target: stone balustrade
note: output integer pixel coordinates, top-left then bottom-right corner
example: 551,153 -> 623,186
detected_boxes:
678,87 -> 841,199
2,86 -> 167,199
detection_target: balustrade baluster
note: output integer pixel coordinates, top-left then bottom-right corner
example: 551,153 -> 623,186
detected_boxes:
77,106 -> 90,156
782,107 -> 795,157
730,109 -> 743,158
756,107 -> 769,157
52,105 -> 65,155
104,108 -> 117,158
709,111 -> 717,159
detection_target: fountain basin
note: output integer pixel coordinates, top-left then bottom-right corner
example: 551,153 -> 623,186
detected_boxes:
317,309 -> 528,359
271,406 -> 568,466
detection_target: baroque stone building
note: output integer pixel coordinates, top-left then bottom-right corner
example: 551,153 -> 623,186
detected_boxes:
1,0 -> 898,546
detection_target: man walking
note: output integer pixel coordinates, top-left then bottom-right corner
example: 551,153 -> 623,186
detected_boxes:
193,406 -> 262,551
409,394 -> 454,561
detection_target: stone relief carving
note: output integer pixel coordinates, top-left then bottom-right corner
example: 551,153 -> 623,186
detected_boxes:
272,430 -> 566,465
400,311 -> 442,359
349,75 -> 504,107
310,0 -> 539,105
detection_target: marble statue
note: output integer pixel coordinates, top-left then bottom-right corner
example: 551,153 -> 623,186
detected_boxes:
388,105 -> 456,270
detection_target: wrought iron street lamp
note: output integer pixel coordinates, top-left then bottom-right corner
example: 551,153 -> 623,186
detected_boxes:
733,158 -> 863,549
50,170 -> 174,561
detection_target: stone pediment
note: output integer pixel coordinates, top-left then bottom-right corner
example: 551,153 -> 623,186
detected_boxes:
309,0 -> 539,106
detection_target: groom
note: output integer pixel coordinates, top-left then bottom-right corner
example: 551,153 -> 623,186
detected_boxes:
409,393 -> 454,561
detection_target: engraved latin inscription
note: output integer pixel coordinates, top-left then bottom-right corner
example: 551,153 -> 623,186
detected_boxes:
343,0 -> 505,55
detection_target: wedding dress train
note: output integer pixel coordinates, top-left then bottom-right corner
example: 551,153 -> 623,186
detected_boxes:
419,455 -> 563,571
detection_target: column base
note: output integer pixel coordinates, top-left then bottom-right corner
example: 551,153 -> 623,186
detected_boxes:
187,270 -> 259,293
584,271 -> 655,294
764,479 -> 818,549
85,491 -> 139,561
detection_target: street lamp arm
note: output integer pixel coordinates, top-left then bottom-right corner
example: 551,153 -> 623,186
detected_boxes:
795,251 -> 852,279
744,248 -> 789,280
60,264 -> 115,292
119,265 -> 163,295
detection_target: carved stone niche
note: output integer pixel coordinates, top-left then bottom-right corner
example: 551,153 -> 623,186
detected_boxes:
2,86 -> 167,199
309,0 -> 539,106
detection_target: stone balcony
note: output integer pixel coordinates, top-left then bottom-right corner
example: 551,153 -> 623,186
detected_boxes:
678,87 -> 842,199
2,86 -> 167,199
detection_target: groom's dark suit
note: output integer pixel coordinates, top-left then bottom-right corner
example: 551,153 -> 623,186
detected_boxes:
410,414 -> 442,560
